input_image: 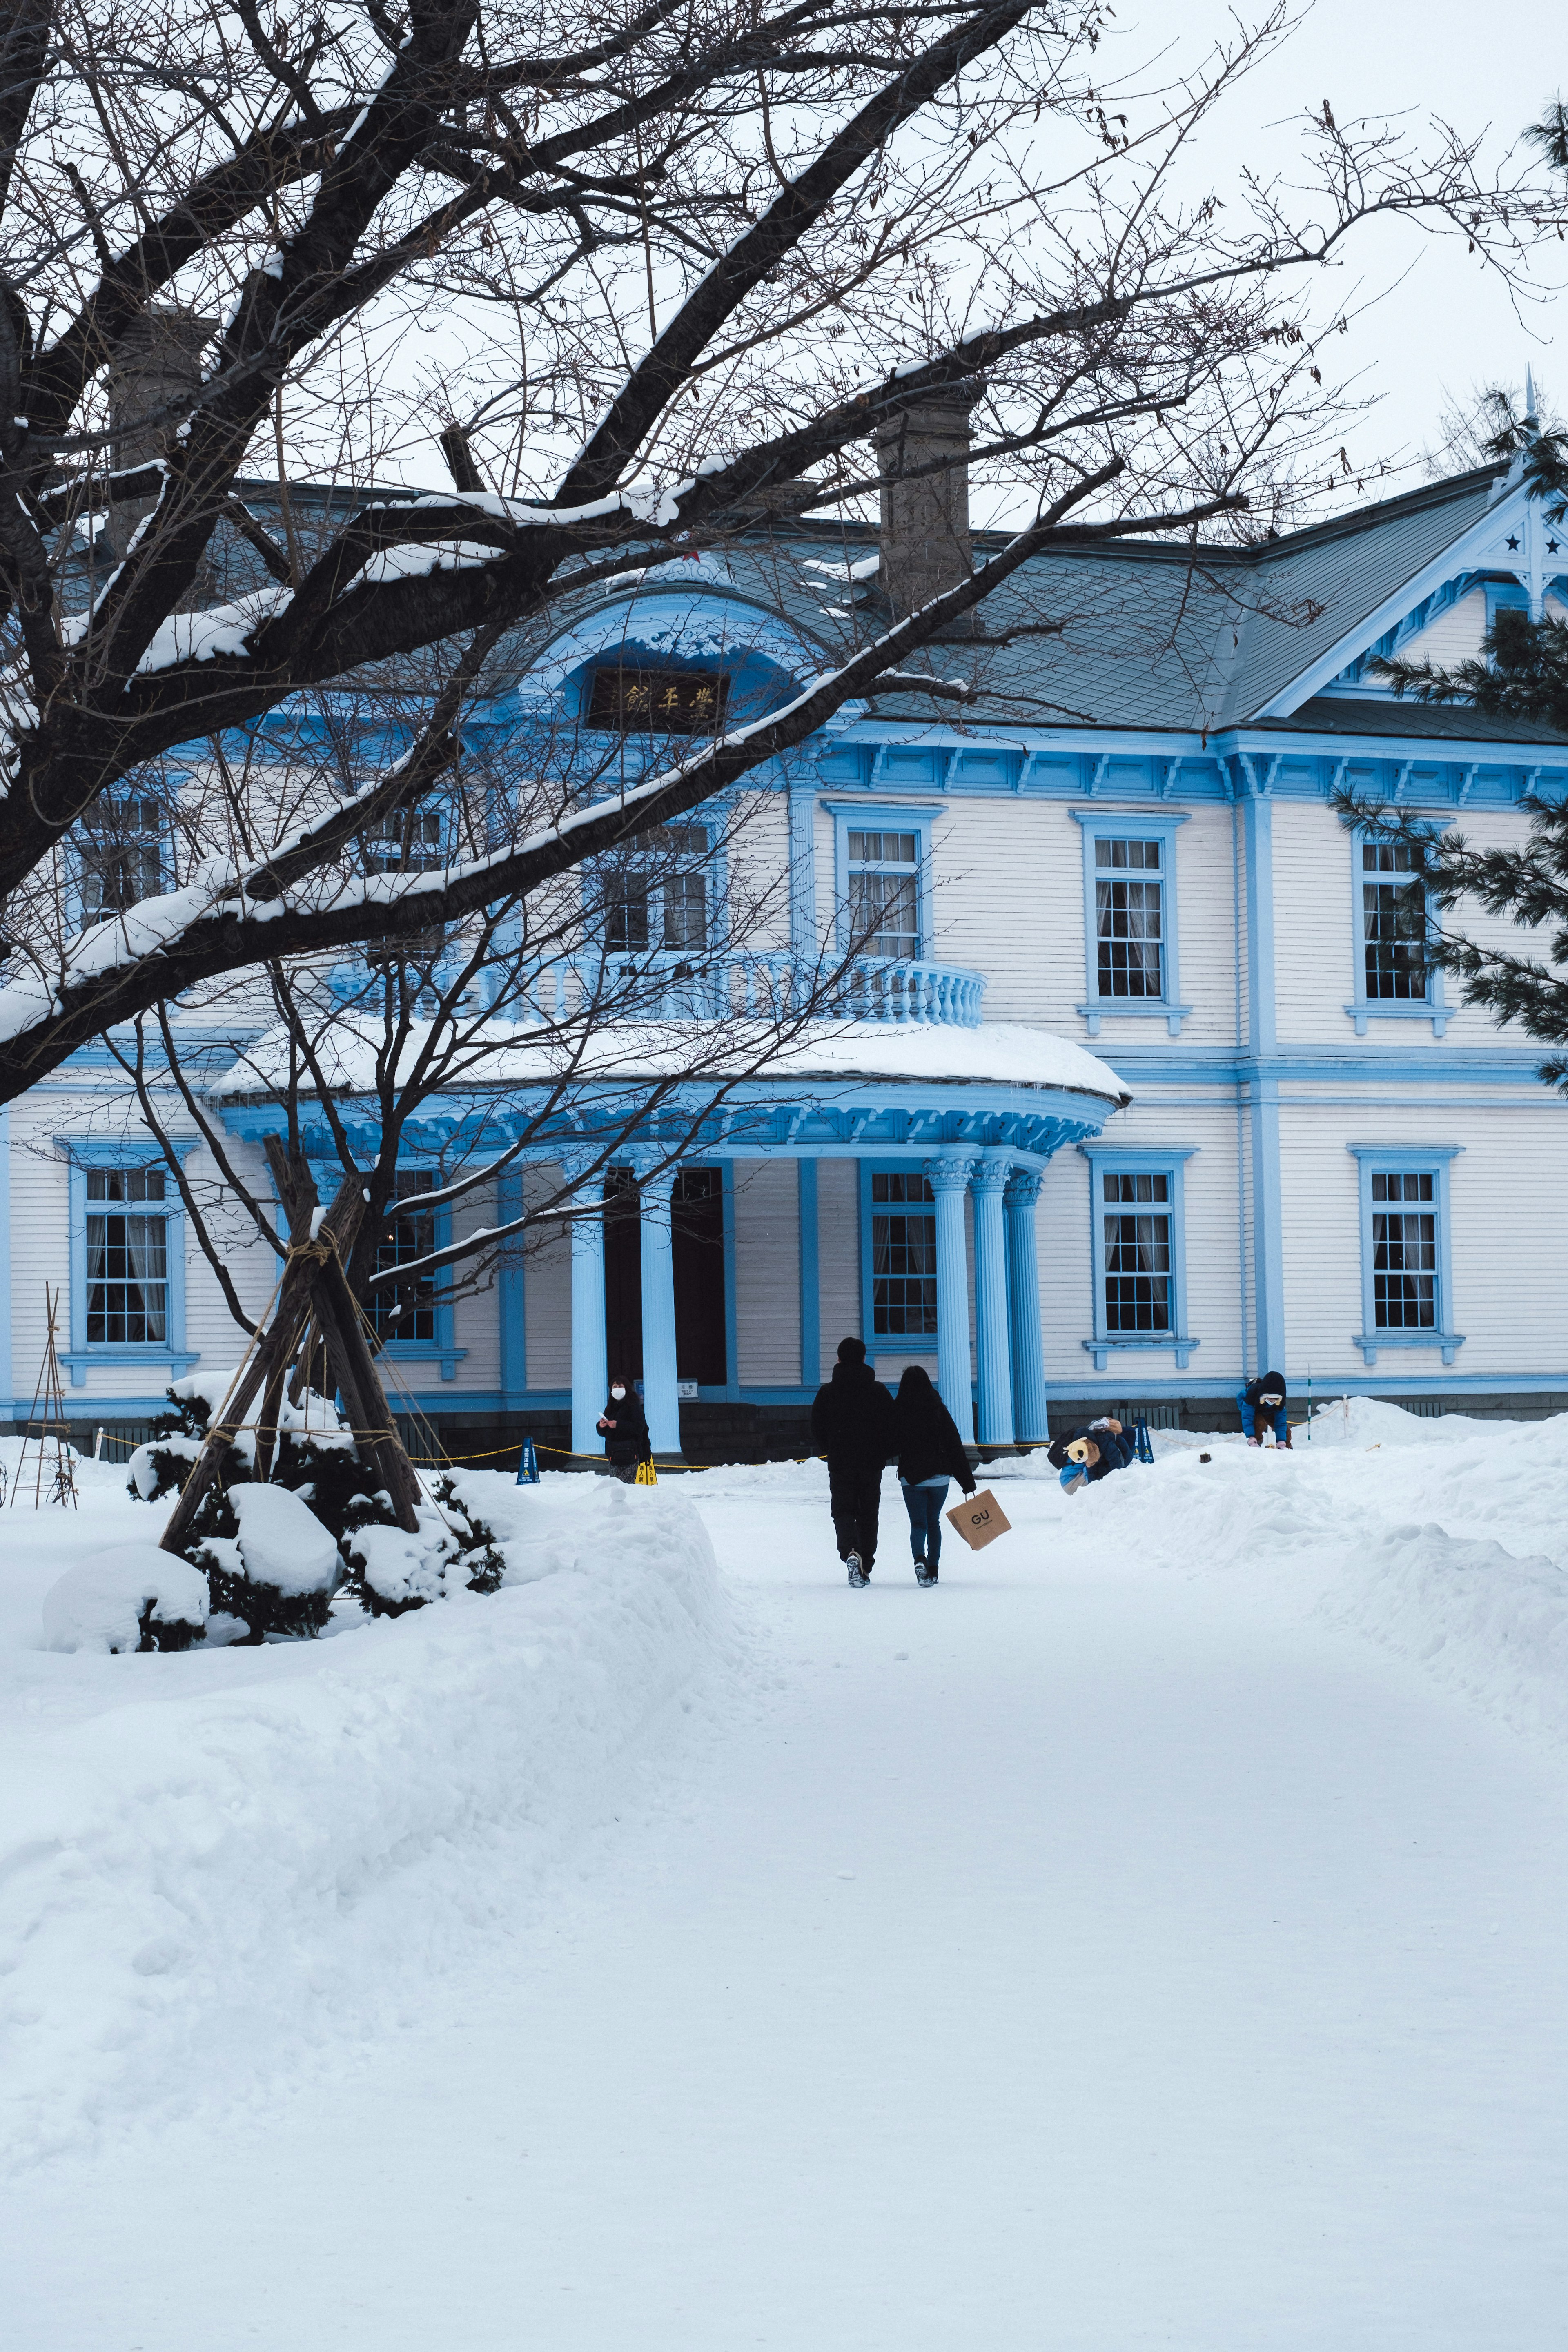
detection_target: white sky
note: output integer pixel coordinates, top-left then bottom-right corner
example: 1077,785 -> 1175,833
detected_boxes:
1165,0 -> 1566,474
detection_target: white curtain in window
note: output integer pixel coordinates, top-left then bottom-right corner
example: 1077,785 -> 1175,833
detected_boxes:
124,1214 -> 167,1341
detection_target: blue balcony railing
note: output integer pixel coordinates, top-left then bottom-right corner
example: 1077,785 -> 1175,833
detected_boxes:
515,951 -> 987,1028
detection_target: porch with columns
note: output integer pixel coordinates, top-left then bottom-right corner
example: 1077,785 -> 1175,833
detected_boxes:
563,1145 -> 1054,1461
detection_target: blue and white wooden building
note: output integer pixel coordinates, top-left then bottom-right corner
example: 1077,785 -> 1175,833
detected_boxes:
9,428 -> 1568,1451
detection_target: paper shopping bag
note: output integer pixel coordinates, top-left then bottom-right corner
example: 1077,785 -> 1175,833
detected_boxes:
945,1487 -> 1011,1551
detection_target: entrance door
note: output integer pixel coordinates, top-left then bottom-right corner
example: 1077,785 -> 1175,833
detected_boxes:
672,1166 -> 726,1387
601,1166 -> 642,1381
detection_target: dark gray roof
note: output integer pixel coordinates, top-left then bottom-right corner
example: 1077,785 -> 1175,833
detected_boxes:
1254,695 -> 1568,746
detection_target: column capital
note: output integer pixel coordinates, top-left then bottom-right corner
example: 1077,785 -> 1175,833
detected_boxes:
624,1149 -> 678,1197
1004,1166 -> 1045,1209
969,1156 -> 1012,1196
924,1152 -> 978,1194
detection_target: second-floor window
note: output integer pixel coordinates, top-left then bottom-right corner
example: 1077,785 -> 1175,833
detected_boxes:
1371,1169 -> 1437,1330
1102,1170 -> 1172,1334
870,1172 -> 937,1337
367,809 -> 444,968
80,797 -> 163,924
605,826 -> 709,953
1361,840 -> 1427,1000
849,831 -> 920,960
86,1167 -> 169,1344
371,1172 -> 437,1343
1095,837 -> 1164,998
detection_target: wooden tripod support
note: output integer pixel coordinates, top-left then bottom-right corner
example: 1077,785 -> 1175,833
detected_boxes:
158,1139 -> 423,1557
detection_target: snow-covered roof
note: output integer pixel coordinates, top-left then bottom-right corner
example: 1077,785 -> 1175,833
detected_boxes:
212,1016 -> 1131,1110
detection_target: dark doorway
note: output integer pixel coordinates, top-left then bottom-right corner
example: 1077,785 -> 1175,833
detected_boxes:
601,1166 -> 642,1381
673,1166 -> 726,1386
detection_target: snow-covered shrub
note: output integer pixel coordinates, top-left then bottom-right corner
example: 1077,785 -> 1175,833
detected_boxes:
339,1481 -> 504,1617
130,1373 -> 401,1638
42,1544 -> 209,1653
196,1483 -> 343,1640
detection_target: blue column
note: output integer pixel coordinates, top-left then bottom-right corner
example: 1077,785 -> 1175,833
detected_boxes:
970,1156 -> 1014,1445
925,1154 -> 976,1443
1243,789 -> 1286,1373
797,1157 -> 820,1390
637,1163 -> 682,1455
568,1174 -> 607,1460
1004,1167 -> 1049,1441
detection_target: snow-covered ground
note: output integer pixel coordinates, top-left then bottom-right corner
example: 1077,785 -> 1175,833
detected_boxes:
2,1403 -> 1566,2348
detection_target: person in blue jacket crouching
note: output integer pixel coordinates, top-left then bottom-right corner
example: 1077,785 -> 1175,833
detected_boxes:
1238,1372 -> 1290,1447
1047,1416 -> 1136,1494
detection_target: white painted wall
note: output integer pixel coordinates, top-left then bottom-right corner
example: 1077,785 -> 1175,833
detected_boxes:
732,1158 -> 799,1386
815,1158 -> 860,1380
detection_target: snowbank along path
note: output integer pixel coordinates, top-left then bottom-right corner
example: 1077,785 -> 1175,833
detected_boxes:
3,1404 -> 1567,2349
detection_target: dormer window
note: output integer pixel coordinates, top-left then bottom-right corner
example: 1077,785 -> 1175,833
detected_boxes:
588,667 -> 728,735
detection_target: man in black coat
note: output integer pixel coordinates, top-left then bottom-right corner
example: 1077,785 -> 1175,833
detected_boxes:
810,1336 -> 895,1586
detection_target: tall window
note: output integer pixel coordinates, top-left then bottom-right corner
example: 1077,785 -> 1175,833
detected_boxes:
1095,837 -> 1164,998
371,1172 -> 437,1343
1102,1171 -> 1172,1333
367,808 -> 444,968
605,826 -> 709,953
1371,1170 -> 1436,1330
80,798 -> 163,924
85,1167 -> 168,1343
1362,840 -> 1427,1001
849,831 -> 920,959
870,1172 -> 937,1337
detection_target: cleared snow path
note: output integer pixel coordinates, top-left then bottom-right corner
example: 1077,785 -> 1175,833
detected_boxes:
6,1435 -> 1568,2348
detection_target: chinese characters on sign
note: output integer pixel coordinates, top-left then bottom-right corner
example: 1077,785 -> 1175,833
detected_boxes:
588,668 -> 730,734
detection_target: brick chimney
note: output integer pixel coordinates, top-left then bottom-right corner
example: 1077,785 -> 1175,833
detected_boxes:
872,387 -> 980,619
106,309 -> 214,558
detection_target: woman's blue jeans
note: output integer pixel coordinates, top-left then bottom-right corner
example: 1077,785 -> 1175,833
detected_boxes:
901,1478 -> 949,1565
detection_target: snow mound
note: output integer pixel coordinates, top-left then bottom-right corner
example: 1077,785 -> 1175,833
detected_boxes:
0,1477 -> 728,2172
42,1545 -> 209,1655
1320,1521 -> 1568,1748
1303,1396 -> 1513,1446
230,1482 -> 341,1595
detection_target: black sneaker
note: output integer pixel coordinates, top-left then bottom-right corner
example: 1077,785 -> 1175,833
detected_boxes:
915,1559 -> 938,1587
846,1551 -> 870,1587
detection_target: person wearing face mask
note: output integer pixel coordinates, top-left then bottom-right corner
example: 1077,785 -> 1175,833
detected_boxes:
597,1374 -> 651,1481
1237,1372 -> 1291,1448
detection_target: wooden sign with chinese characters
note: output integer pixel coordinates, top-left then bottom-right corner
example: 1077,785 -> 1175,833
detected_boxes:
588,666 -> 729,735
944,1488 -> 1012,1552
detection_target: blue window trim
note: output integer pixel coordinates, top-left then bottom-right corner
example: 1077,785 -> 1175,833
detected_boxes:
1347,1144 -> 1464,1365
305,1159 -> 467,1381
1345,823 -> 1448,1037
58,1134 -> 198,1389
592,807 -> 731,958
822,798 -> 945,959
1077,1141 -> 1200,1370
1071,807 -> 1193,1037
67,793 -> 169,935
858,1159 -> 940,1352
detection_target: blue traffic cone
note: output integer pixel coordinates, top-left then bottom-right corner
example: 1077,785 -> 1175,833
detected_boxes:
1134,1418 -> 1154,1465
515,1437 -> 539,1485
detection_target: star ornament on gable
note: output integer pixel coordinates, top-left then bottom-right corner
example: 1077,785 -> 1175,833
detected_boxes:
1549,539 -> 1561,555
1507,534 -> 1521,550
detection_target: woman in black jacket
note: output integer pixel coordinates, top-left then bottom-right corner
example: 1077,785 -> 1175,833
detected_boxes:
891,1364 -> 976,1586
597,1376 -> 650,1481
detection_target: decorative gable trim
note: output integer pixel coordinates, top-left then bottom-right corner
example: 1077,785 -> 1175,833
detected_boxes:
1255,479 -> 1567,722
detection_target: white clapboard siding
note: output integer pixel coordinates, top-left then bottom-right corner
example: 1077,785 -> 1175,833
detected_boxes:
449,1182 -> 501,1390
1396,587 -> 1488,668
1279,1096 -> 1566,1381
523,1162 -> 572,1391
727,792 -> 793,955
732,1158 -> 800,1385
815,1158 -> 860,1379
